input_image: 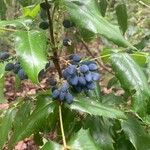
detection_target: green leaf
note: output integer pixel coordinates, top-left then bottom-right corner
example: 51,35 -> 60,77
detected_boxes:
84,116 -> 114,150
0,108 -> 16,149
9,100 -> 55,148
110,53 -> 150,116
41,140 -> 62,150
68,97 -> 126,119
23,4 -> 40,18
64,0 -> 134,48
0,18 -> 32,29
14,30 -> 47,83
13,100 -> 32,130
121,114 -> 150,150
131,52 -> 148,66
68,129 -> 100,150
116,3 -> 128,34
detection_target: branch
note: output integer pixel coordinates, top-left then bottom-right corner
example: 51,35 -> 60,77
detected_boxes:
45,0 -> 62,78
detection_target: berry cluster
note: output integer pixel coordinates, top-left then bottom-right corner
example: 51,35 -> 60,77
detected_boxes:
52,83 -> 73,104
51,54 -> 100,104
63,55 -> 100,92
5,62 -> 28,80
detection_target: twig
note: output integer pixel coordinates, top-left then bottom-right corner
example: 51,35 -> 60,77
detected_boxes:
80,39 -> 114,75
45,0 -> 62,78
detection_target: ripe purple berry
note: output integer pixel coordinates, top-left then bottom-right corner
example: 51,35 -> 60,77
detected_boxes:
80,65 -> 89,73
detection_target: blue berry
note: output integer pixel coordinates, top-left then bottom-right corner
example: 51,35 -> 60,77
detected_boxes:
92,72 -> 100,81
63,19 -> 74,28
67,65 -> 76,75
0,52 -> 9,60
65,93 -> 73,104
39,21 -> 49,30
68,75 -> 78,85
63,38 -> 72,46
72,54 -> 81,62
88,63 -> 98,71
18,69 -> 28,80
78,76 -> 86,85
40,2 -> 51,9
60,83 -> 69,92
5,63 -> 14,71
62,69 -> 70,79
49,78 -> 57,86
59,91 -> 66,101
52,89 -> 60,98
13,62 -> 21,74
80,65 -> 89,73
86,82 -> 96,90
82,61 -> 96,66
85,72 -> 92,82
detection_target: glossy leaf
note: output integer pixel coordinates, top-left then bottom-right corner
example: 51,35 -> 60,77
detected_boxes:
116,3 -> 128,34
84,116 -> 114,150
110,53 -> 150,116
68,129 -> 100,150
68,97 -> 126,119
0,108 -> 16,149
64,0 -> 134,48
9,100 -> 55,148
121,114 -> 150,150
15,30 -> 47,83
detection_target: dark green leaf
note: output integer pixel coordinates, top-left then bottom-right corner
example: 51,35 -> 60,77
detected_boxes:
68,129 -> 100,150
15,30 -> 47,83
9,100 -> 55,148
68,97 -> 126,119
13,100 -> 32,130
116,3 -> 128,34
121,114 -> 150,150
102,94 -> 125,107
110,53 -> 150,116
84,116 -> 114,150
64,0 -> 134,48
0,108 -> 16,149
